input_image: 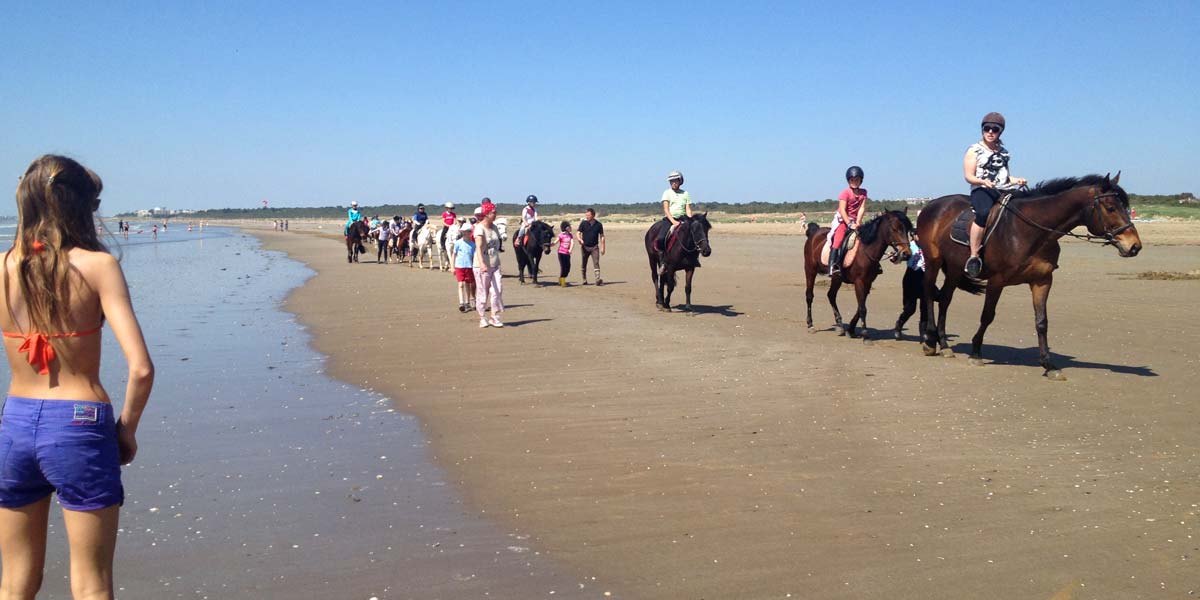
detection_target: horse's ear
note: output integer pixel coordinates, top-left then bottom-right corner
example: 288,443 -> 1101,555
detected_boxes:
1104,172 -> 1111,184
903,205 -> 909,215
1113,171 -> 1121,185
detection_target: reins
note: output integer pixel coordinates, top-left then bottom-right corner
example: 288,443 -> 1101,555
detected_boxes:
1000,189 -> 1133,246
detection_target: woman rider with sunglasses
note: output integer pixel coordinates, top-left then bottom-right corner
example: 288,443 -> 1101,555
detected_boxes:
963,112 -> 1027,278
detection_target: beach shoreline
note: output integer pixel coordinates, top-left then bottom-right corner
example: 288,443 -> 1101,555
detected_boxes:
251,221 -> 1199,599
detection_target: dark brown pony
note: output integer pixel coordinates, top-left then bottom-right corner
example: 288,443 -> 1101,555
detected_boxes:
346,220 -> 369,263
514,220 -> 554,284
804,210 -> 913,337
644,213 -> 712,312
917,174 -> 1141,379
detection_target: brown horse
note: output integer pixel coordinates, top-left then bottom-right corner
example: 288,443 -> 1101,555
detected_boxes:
345,220 -> 369,263
804,210 -> 913,338
917,174 -> 1141,379
645,213 -> 712,312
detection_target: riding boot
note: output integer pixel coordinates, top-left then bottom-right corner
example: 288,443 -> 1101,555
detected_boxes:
829,248 -> 841,276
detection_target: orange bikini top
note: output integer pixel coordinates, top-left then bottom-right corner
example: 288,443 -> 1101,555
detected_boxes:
2,327 -> 102,375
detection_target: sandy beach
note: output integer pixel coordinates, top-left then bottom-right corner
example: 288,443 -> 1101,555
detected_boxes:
253,219 -> 1199,599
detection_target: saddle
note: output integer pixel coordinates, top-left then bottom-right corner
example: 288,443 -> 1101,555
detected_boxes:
951,193 -> 1012,248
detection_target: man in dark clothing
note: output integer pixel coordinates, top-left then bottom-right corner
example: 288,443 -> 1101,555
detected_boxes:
576,208 -> 606,285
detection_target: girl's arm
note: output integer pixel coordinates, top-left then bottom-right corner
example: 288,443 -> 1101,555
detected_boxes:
853,197 -> 868,228
685,201 -> 695,219
662,200 -> 676,225
94,253 -> 154,464
837,197 -> 851,224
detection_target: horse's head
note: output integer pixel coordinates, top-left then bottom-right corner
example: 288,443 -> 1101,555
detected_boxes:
535,221 -> 554,255
858,210 -> 913,263
494,218 -> 509,241
690,212 -> 713,257
1087,172 -> 1141,257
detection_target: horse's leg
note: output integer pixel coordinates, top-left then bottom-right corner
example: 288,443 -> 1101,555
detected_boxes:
969,283 -> 1004,365
683,268 -> 694,311
847,281 -> 868,339
804,267 -> 817,331
935,275 -> 958,357
649,254 -> 662,308
921,264 -> 941,355
663,270 -> 675,312
1030,277 -> 1063,380
827,278 -> 845,335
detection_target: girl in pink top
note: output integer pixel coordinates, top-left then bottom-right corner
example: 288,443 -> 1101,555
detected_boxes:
829,165 -> 868,275
556,221 -> 574,287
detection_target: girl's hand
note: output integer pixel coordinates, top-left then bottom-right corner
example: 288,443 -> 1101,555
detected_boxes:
980,180 -> 996,189
116,419 -> 138,465
1013,177 -> 1027,186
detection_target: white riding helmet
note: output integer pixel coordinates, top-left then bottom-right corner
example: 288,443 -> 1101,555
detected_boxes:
351,201 -> 359,207
667,170 -> 683,182
444,202 -> 455,209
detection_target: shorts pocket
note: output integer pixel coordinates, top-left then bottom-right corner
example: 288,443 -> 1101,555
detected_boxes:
0,436 -> 12,478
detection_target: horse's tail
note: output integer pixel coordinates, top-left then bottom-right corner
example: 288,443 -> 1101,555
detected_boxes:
956,278 -> 985,295
805,222 -> 819,238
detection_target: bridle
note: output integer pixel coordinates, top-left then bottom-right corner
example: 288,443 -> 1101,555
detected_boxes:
1001,189 -> 1134,246
679,219 -> 709,253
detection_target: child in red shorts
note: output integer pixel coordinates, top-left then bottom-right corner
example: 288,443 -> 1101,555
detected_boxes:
452,228 -> 477,312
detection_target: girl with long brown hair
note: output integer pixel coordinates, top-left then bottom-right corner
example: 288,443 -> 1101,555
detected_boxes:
0,155 -> 154,599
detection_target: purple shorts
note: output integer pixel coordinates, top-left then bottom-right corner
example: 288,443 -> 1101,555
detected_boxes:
0,397 -> 124,511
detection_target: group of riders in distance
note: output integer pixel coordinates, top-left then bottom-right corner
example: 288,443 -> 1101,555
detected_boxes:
342,111 -> 1144,378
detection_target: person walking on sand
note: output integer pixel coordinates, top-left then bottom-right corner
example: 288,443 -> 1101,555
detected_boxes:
0,155 -> 154,600
372,216 -> 392,263
894,231 -> 928,339
451,225 -> 477,312
576,208 -> 605,285
556,220 -> 575,287
473,204 -> 504,328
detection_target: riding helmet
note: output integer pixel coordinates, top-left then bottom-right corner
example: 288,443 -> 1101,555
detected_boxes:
526,195 -> 538,204
667,170 -> 684,182
981,112 -> 1006,131
845,166 -> 864,181
444,202 -> 455,209
417,203 -> 425,209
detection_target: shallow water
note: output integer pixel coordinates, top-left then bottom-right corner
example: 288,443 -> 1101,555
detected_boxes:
1,226 -> 592,598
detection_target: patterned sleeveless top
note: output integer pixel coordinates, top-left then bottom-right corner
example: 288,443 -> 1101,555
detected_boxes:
968,142 -> 1013,191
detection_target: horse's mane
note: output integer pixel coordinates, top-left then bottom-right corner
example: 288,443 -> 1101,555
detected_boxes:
857,210 -> 912,245
1011,175 -> 1129,208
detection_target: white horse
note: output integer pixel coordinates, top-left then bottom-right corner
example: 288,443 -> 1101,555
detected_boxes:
494,218 -> 509,252
444,221 -> 468,264
411,224 -> 443,270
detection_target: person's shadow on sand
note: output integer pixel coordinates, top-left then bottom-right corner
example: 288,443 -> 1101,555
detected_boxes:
502,318 -> 553,327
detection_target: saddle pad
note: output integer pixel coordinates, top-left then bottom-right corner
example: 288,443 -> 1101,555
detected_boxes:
950,209 -> 974,246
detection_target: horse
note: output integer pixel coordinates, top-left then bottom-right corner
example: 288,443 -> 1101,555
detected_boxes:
494,218 -> 509,252
513,220 -> 555,284
917,173 -> 1141,379
392,223 -> 412,263
345,220 -> 369,263
443,221 -> 467,264
411,224 -> 443,270
644,213 -> 712,312
803,210 -> 913,337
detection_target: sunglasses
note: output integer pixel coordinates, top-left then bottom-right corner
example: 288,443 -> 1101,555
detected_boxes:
982,125 -> 1003,134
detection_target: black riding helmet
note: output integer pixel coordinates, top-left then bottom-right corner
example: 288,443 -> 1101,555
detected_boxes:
526,195 -> 538,204
417,203 -> 425,210
845,166 -> 864,181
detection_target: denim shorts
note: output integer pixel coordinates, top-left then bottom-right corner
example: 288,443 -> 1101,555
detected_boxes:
0,396 -> 124,511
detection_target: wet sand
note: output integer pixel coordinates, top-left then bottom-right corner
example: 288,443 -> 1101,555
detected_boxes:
255,219 -> 1199,599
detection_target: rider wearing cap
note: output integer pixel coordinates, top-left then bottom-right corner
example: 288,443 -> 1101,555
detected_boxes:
345,201 -> 362,235
964,112 -> 1027,278
829,166 -> 869,276
412,203 -> 429,232
658,171 -> 693,254
517,195 -> 539,242
441,202 -> 457,247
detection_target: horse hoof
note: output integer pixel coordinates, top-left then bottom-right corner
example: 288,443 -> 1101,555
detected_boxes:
893,330 -> 903,341
922,344 -> 938,356
807,327 -> 817,334
1045,369 -> 1067,381
941,349 -> 955,358
836,328 -> 846,337
968,356 -> 984,366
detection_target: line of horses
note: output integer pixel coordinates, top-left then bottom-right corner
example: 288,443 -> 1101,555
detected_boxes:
345,174 -> 1143,380
346,219 -> 510,269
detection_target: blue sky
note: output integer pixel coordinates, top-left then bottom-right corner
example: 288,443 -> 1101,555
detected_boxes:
1,1 -> 1196,215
